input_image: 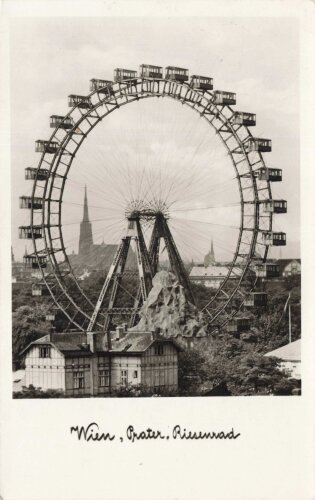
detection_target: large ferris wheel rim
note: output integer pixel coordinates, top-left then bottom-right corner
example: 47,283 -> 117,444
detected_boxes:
29,75 -> 273,331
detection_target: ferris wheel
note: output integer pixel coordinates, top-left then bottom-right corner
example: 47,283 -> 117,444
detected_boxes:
19,64 -> 287,334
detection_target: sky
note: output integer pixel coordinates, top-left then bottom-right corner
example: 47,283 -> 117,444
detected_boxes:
10,16 -> 300,262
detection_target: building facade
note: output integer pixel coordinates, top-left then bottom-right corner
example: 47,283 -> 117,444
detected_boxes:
20,330 -> 180,396
189,265 -> 242,289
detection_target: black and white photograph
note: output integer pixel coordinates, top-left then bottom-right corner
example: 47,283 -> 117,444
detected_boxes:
1,2 -> 314,499
10,15 -> 301,399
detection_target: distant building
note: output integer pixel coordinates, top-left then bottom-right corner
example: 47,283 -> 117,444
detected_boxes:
189,264 -> 242,289
265,339 -> 301,379
11,246 -> 35,286
69,186 -> 136,271
277,259 -> 301,278
19,330 -> 181,396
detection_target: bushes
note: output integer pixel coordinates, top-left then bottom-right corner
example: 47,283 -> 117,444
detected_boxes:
13,385 -> 66,398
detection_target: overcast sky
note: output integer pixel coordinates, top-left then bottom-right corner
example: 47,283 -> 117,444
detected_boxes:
10,16 -> 299,262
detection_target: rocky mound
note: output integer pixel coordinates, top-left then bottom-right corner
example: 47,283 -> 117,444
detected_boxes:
131,271 -> 208,338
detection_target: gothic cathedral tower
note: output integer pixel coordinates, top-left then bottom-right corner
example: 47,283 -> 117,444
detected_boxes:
79,186 -> 93,256
204,239 -> 215,267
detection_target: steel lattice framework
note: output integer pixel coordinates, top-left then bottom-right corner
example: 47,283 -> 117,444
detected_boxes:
21,68 -> 286,333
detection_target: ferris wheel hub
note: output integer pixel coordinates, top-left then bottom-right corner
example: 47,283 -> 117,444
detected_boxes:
125,199 -> 169,221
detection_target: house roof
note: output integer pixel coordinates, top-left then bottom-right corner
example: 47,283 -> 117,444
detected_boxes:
20,331 -> 182,358
265,339 -> 301,362
20,333 -> 93,357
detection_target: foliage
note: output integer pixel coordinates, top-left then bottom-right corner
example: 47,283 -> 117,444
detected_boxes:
11,267 -> 301,396
13,385 -> 66,398
178,349 -> 210,393
108,384 -> 177,398
178,335 -> 298,396
273,379 -> 299,395
12,305 -> 52,369
247,276 -> 301,353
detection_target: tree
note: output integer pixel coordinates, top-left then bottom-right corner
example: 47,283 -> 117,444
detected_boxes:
181,334 -> 295,396
12,305 -> 52,369
178,349 -> 210,393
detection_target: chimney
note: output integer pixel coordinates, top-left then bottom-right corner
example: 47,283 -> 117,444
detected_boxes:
152,327 -> 161,340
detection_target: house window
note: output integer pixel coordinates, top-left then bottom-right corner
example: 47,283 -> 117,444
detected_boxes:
121,370 -> 128,386
133,370 -> 138,379
39,346 -> 51,358
154,369 -> 159,386
73,371 -> 84,389
99,370 -> 109,387
154,344 -> 164,356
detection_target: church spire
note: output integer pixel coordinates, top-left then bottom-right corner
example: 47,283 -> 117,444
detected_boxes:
79,185 -> 93,256
204,239 -> 215,267
83,185 -> 90,222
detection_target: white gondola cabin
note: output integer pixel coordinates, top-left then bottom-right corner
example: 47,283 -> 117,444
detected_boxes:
68,95 -> 91,109
244,292 -> 267,307
232,112 -> 256,126
19,196 -> 43,210
32,283 -> 49,296
262,199 -> 287,214
139,64 -> 163,79
19,226 -> 43,239
35,140 -> 59,154
24,255 -> 47,269
31,283 -> 42,296
25,167 -> 50,181
190,75 -> 213,91
254,263 -> 280,278
227,317 -> 250,335
90,79 -> 114,94
165,66 -> 189,82
45,312 -> 55,321
213,90 -> 236,105
244,137 -> 272,153
254,167 -> 282,182
50,115 -> 73,129
114,68 -> 137,82
262,231 -> 286,246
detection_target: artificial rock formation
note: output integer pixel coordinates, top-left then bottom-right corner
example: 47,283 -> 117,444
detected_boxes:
131,271 -> 208,338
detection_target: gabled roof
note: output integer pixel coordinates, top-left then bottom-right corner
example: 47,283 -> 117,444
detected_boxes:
20,333 -> 93,357
20,331 -> 182,358
265,339 -> 301,362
